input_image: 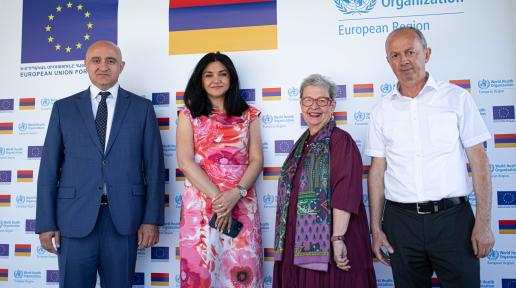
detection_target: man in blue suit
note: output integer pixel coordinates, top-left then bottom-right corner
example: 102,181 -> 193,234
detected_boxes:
36,40 -> 165,287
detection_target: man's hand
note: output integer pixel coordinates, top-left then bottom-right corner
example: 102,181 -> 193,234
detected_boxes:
138,224 -> 159,249
39,231 -> 61,254
471,221 -> 494,258
372,230 -> 394,266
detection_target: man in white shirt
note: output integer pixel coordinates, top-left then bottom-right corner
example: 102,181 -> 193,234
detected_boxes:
366,27 -> 494,288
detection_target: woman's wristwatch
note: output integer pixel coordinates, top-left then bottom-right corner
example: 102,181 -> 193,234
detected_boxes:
330,235 -> 345,242
236,184 -> 247,198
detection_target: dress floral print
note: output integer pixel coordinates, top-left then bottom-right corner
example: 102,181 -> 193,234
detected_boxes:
179,107 -> 263,288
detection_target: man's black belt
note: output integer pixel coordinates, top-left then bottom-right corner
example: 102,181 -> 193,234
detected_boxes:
387,196 -> 468,215
100,194 -> 108,205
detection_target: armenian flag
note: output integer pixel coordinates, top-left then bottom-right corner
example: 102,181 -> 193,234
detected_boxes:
499,220 -> 516,234
164,194 -> 169,208
169,0 -> 277,55
0,122 -> 13,134
362,165 -> 370,179
176,92 -> 184,105
157,118 -> 170,131
0,195 -> 10,207
264,248 -> 274,261
176,168 -> 185,181
466,163 -> 472,177
176,246 -> 180,260
17,170 -> 33,182
15,244 -> 31,256
262,87 -> 281,101
0,269 -> 7,281
263,167 -> 280,180
449,79 -> 471,92
333,111 -> 347,125
494,134 -> 516,148
151,272 -> 169,286
19,98 -> 35,110
353,84 -> 374,97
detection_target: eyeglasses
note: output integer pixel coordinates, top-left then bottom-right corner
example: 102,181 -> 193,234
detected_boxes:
387,48 -> 419,62
300,97 -> 332,107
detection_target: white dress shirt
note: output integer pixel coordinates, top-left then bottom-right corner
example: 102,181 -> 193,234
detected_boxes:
365,75 -> 491,203
90,83 -> 119,150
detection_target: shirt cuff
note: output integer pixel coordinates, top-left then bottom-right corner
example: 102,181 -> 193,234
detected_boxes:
364,149 -> 385,157
462,133 -> 491,148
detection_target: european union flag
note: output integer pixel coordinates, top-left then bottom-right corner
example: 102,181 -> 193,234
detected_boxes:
132,272 -> 144,285
0,99 -> 14,111
21,0 -> 118,63
164,168 -> 170,182
0,244 -> 8,257
498,191 -> 516,206
152,93 -> 170,106
493,106 -> 515,121
25,219 -> 36,232
28,146 -> 43,158
151,246 -> 169,261
0,171 -> 11,183
46,270 -> 59,283
502,279 -> 516,288
240,89 -> 255,102
274,140 -> 293,154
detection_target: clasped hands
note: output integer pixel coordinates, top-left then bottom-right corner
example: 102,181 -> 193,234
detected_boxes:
211,187 -> 241,232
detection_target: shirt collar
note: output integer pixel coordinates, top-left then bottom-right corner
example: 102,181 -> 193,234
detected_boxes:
90,83 -> 119,102
391,73 -> 437,100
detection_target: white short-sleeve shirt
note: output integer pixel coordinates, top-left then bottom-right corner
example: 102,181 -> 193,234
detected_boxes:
365,75 -> 490,203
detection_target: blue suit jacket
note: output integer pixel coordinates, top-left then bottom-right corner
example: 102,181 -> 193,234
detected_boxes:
36,87 -> 165,237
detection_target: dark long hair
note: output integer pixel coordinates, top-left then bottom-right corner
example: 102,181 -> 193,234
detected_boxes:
184,52 -> 249,118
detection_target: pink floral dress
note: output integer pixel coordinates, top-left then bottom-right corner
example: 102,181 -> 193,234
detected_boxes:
179,107 -> 263,288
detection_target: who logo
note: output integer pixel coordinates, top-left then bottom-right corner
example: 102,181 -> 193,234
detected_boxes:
334,0 -> 376,15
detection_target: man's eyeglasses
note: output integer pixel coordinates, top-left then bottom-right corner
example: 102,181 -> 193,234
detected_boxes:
300,97 -> 332,107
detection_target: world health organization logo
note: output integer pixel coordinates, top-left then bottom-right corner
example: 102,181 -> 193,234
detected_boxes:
380,83 -> 394,94
478,79 -> 490,89
16,195 -> 26,204
0,147 -> 4,156
14,270 -> 24,279
261,114 -> 273,125
487,250 -> 499,261
334,0 -> 376,15
354,111 -> 366,121
288,87 -> 299,97
18,122 -> 28,131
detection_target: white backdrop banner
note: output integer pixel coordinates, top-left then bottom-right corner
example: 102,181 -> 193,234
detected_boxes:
0,0 -> 515,287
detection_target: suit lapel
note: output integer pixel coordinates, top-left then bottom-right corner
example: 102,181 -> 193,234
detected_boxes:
105,87 -> 130,156
76,89 -> 104,154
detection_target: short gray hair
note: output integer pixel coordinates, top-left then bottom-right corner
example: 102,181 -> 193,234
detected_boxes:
300,74 -> 337,100
385,27 -> 427,49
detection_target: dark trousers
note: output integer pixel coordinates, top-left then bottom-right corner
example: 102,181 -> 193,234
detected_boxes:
57,206 -> 138,288
383,201 -> 479,288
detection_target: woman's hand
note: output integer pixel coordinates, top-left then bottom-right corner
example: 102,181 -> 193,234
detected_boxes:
212,188 -> 241,217
333,240 -> 351,271
215,212 -> 233,233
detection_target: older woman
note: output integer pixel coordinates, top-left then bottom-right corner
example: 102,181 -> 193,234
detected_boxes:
273,74 -> 376,287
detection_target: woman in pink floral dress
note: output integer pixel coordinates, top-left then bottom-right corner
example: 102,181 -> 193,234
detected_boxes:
176,52 -> 263,288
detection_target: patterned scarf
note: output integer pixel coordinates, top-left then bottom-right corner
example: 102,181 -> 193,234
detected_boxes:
274,120 -> 335,272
